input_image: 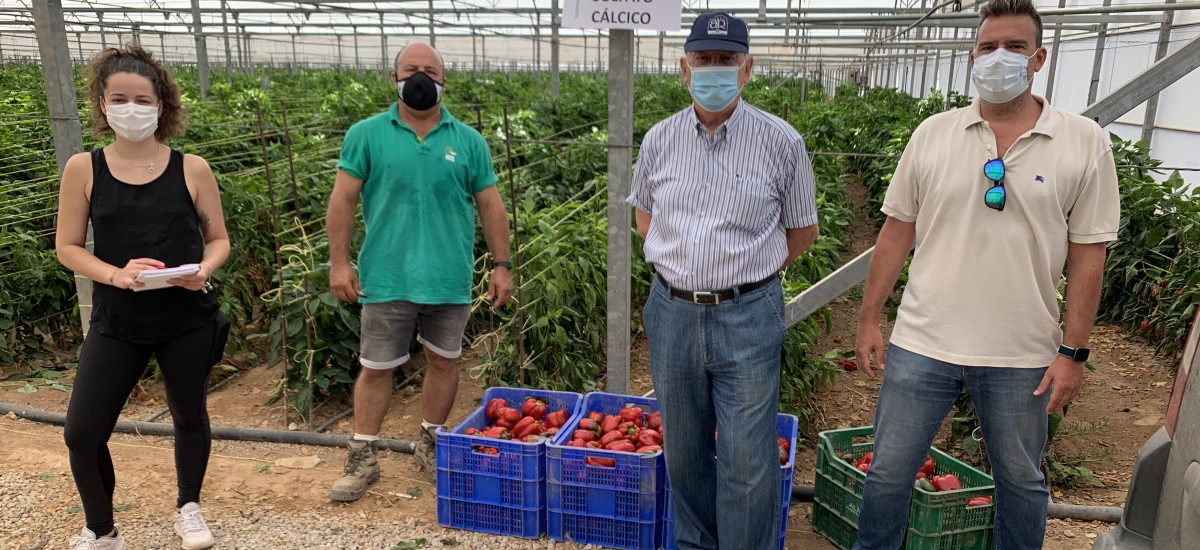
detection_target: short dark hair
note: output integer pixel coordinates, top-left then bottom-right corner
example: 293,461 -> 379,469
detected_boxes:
86,43 -> 186,141
979,0 -> 1044,47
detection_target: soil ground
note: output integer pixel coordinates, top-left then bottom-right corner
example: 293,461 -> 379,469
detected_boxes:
0,182 -> 1179,549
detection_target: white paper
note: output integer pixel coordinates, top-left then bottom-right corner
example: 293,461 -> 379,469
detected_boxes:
133,264 -> 200,292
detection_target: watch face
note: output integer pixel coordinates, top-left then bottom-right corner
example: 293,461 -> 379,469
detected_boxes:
1076,348 -> 1090,362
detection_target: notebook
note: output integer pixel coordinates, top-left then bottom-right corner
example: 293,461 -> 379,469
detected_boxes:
133,264 -> 200,292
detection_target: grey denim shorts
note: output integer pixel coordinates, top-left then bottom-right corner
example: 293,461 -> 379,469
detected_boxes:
359,301 -> 471,370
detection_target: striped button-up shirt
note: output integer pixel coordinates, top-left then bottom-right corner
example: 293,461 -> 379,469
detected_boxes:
628,101 -> 818,290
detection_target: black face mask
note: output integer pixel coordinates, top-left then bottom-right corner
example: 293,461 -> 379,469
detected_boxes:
397,71 -> 443,111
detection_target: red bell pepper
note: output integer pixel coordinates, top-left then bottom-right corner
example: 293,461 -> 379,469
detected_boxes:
512,416 -> 540,439
484,398 -> 507,423
577,418 -> 601,434
619,407 -> 643,425
599,430 -> 624,447
601,414 -> 621,434
587,411 -> 605,423
573,429 -> 596,442
966,496 -> 993,507
604,439 -> 636,452
482,426 -> 510,439
521,398 -> 547,419
544,409 -> 569,429
585,456 -> 615,467
932,474 -> 962,492
637,430 -> 663,447
646,411 -> 662,431
464,427 -> 479,436
922,455 -> 936,477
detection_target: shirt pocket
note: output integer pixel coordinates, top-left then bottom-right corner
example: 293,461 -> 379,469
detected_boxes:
721,175 -> 779,232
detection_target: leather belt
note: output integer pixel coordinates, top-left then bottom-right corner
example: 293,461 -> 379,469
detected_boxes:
656,272 -> 777,305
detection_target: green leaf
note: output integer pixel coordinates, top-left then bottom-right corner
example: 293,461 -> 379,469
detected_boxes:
17,383 -> 37,394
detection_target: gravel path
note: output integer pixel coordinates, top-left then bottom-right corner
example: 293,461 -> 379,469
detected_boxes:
0,472 -> 597,550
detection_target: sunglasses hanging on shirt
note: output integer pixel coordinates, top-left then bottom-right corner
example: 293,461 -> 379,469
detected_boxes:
983,158 -> 1007,212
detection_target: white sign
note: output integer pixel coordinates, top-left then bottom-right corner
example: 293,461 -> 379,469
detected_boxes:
561,0 -> 683,32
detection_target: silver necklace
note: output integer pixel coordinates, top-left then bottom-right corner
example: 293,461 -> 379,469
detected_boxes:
112,143 -> 164,174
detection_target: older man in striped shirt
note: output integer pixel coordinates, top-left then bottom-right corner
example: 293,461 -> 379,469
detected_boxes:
628,12 -> 820,550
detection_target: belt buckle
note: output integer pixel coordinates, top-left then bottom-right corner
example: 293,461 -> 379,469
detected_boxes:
692,291 -> 719,305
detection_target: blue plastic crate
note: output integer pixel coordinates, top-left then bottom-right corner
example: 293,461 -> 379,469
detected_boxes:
548,510 -> 659,550
662,413 -> 798,550
437,496 -> 544,539
435,386 -> 581,537
547,392 -> 666,549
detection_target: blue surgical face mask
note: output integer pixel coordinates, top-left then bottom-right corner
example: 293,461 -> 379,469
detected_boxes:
688,61 -> 745,113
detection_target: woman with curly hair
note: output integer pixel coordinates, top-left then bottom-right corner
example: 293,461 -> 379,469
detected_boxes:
54,44 -> 228,550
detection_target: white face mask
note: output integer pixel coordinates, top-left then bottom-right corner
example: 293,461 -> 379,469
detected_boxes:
106,102 -> 159,142
971,48 -> 1035,104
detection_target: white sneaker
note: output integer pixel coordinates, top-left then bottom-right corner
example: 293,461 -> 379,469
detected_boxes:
173,502 -> 215,549
70,524 -> 127,550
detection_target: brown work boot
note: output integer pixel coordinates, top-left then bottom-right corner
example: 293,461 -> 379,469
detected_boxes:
329,438 -> 380,502
413,425 -> 438,479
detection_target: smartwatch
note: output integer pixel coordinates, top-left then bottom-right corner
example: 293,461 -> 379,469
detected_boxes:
492,260 -> 513,270
1057,344 -> 1090,362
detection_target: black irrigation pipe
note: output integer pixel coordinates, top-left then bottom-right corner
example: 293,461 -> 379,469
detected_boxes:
313,365 -> 429,434
0,401 -> 416,454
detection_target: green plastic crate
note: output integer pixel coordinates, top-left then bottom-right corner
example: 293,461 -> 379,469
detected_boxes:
812,426 -> 995,550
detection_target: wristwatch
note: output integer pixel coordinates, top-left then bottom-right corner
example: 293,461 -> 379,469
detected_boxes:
492,260 -> 513,270
1057,344 -> 1090,362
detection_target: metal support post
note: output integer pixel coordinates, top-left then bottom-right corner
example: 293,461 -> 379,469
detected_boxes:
946,27 -> 958,101
1044,0 -> 1067,103
74,31 -> 82,63
658,31 -> 664,76
190,0 -> 208,98
290,33 -> 297,72
471,31 -> 477,71
353,27 -> 360,70
221,1 -> 232,80
534,11 -> 542,71
98,12 -> 106,50
232,13 -> 241,69
32,0 -> 89,334
551,0 -> 560,96
1142,0 -> 1177,147
606,29 -> 634,395
428,0 -> 435,47
1087,0 -> 1113,105
379,13 -> 387,74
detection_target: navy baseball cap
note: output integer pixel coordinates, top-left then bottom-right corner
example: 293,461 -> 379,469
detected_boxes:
685,12 -> 749,53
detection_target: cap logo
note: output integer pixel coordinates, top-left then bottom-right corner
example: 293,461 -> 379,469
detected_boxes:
707,15 -> 729,36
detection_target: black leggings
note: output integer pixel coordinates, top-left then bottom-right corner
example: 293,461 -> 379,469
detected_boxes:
64,322 -> 216,536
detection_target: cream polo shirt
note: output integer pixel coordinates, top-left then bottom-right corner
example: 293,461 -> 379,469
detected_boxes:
882,97 -> 1120,368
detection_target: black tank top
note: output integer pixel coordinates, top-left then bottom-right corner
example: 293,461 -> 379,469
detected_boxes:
89,148 -> 218,343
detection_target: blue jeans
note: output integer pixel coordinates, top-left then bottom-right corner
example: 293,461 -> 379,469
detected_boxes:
853,344 -> 1051,550
643,276 -> 786,550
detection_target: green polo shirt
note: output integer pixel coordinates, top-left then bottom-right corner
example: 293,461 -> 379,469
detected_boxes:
337,103 -> 497,304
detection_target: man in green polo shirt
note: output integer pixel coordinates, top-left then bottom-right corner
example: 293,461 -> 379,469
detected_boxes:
325,42 -> 513,500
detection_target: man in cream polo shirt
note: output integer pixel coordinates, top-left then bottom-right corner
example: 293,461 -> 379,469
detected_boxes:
852,1 -> 1119,549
